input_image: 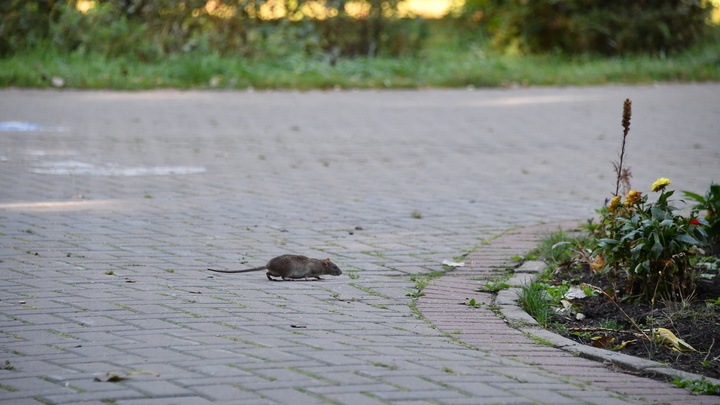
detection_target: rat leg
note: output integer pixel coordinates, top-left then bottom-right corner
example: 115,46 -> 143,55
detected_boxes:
266,273 -> 281,281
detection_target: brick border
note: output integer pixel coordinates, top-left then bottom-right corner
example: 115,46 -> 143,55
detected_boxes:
418,222 -> 720,405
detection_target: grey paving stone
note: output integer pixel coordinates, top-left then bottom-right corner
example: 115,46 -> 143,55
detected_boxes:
2,85 -> 718,404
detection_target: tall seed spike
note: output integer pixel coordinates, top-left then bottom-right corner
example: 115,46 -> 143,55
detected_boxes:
615,99 -> 632,196
622,99 -> 632,136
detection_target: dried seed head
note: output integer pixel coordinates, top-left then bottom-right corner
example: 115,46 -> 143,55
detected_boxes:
622,99 -> 632,136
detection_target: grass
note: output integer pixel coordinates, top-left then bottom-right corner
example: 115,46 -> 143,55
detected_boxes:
525,230 -> 582,266
2,22 -> 719,90
348,283 -> 389,299
517,282 -> 555,327
372,362 -> 398,370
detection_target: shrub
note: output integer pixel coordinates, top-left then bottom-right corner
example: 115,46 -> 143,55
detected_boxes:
0,0 -> 62,56
684,183 -> 720,244
595,179 -> 707,302
1,0 -> 426,60
465,0 -> 716,55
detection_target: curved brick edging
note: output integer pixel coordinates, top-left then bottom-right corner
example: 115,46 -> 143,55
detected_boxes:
418,222 -> 720,405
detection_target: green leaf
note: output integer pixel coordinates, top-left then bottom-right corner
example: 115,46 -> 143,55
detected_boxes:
635,260 -> 651,274
675,233 -> 699,245
598,238 -> 619,246
651,208 -> 668,221
651,239 -> 663,259
657,189 -> 675,206
682,190 -> 705,203
630,242 -> 645,260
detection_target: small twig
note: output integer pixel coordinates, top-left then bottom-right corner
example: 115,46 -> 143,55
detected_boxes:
566,327 -> 636,335
704,338 -> 716,363
585,284 -> 652,342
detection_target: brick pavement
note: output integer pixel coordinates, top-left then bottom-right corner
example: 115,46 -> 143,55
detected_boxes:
0,84 -> 719,404
420,222 -> 720,405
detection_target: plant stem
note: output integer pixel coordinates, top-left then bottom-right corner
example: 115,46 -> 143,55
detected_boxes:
587,284 -> 651,341
615,99 -> 632,196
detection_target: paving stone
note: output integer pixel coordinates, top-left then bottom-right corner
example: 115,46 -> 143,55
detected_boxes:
2,85 -> 718,404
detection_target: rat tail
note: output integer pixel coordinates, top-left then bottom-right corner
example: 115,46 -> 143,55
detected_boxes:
207,266 -> 267,273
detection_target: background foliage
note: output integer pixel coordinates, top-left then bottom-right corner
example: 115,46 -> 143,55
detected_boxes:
464,0 -> 716,55
1,1 -> 719,89
0,0 -> 427,60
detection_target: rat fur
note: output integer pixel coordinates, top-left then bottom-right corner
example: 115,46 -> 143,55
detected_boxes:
208,254 -> 342,281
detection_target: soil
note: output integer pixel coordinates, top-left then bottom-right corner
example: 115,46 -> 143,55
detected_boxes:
546,244 -> 720,380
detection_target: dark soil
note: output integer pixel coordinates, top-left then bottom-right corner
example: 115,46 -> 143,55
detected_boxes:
548,245 -> 720,380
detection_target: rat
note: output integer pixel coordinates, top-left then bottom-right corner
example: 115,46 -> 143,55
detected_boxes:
207,254 -> 342,281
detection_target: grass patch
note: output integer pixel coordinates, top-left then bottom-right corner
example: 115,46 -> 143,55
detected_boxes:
2,23 -> 719,90
46,330 -> 79,340
218,336 -> 268,348
525,230 -> 582,265
210,296 -> 251,308
348,283 -> 389,299
287,367 -> 338,385
517,282 -> 555,327
372,362 -> 398,370
158,305 -> 202,318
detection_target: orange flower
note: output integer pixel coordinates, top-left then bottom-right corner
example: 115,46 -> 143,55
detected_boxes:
624,190 -> 641,207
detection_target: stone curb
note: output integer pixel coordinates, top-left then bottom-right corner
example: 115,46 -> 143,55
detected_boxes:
498,260 -> 720,387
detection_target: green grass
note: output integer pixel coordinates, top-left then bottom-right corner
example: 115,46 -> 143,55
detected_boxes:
517,282 -> 555,327
2,26 -> 719,90
526,230 -> 586,267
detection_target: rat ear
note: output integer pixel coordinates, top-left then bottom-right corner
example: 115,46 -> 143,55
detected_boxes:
324,258 -> 331,265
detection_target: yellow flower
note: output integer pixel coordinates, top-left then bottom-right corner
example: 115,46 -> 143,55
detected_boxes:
651,178 -> 671,192
608,195 -> 621,213
624,190 -> 641,207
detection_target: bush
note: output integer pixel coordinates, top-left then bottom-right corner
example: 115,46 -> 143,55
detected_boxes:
0,0 -> 426,60
465,0 -> 716,55
684,183 -> 720,244
594,180 -> 707,302
0,1 -> 62,56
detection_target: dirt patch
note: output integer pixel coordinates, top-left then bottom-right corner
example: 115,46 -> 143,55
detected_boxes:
547,246 -> 720,380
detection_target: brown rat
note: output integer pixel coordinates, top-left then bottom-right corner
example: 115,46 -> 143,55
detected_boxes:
207,254 -> 342,281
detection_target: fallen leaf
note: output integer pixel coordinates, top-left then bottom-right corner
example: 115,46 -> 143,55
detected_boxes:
125,279 -> 136,283
564,286 -> 587,300
652,328 -> 697,352
592,335 -> 614,348
442,259 -> 464,267
614,340 -> 635,350
589,253 -> 604,271
95,370 -> 159,382
95,374 -> 127,382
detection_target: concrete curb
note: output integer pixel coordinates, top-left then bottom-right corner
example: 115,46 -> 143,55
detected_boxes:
499,260 -> 720,386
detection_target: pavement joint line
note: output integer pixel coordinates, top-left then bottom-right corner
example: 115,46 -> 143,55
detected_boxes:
2,86 -> 719,404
